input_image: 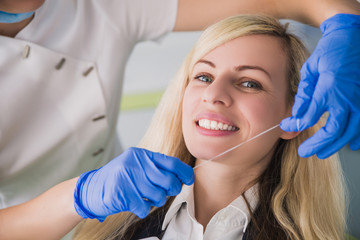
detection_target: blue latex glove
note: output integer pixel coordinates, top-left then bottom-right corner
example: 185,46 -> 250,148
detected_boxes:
0,10 -> 34,23
74,147 -> 194,222
281,13 -> 360,159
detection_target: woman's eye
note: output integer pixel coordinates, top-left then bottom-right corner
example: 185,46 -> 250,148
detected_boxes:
195,74 -> 213,83
241,81 -> 262,89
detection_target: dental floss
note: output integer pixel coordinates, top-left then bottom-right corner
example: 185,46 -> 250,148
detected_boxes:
193,123 -> 280,170
296,119 -> 300,132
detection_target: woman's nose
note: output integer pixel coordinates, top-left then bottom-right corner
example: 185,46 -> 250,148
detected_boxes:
201,79 -> 233,107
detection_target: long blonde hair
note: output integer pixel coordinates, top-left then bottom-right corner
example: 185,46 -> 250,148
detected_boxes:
74,15 -> 346,240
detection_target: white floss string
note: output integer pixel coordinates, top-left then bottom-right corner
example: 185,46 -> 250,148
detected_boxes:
193,123 -> 280,170
296,119 -> 300,132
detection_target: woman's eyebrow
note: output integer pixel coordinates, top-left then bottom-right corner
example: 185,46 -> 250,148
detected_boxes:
235,65 -> 272,80
195,60 -> 272,81
195,59 -> 216,68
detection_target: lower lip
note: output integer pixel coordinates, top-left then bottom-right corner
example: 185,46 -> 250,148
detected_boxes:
195,124 -> 238,136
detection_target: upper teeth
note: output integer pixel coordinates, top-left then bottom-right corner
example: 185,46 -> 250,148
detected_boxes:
198,119 -> 237,131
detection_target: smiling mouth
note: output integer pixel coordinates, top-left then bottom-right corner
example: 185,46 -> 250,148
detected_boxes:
196,119 -> 239,131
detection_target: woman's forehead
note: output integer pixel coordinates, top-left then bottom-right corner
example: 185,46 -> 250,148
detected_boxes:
193,35 -> 288,79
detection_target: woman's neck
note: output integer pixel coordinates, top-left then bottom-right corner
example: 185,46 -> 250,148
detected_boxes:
0,16 -> 33,37
193,160 -> 266,229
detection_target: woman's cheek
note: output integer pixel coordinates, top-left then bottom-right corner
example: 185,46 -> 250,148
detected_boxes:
249,96 -> 284,125
239,99 -> 270,124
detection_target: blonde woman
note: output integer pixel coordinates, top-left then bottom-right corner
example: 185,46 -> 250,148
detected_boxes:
74,15 -> 346,240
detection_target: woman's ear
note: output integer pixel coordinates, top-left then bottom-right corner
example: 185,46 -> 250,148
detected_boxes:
280,129 -> 301,140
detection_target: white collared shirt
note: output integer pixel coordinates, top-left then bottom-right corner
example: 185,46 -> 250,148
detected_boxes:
149,183 -> 259,240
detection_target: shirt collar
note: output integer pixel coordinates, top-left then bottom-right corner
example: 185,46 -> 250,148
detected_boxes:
228,183 -> 259,232
162,183 -> 259,232
162,184 -> 195,230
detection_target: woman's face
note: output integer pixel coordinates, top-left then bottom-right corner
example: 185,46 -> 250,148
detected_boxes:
182,35 -> 295,167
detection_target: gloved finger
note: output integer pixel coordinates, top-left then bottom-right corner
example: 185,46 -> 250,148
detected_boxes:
281,103 -> 324,133
298,107 -> 348,158
295,80 -> 328,131
292,54 -> 319,118
292,77 -> 316,118
138,150 -> 184,195
129,200 -> 151,219
121,181 -> 152,219
144,167 -> 183,196
135,174 -> 168,207
149,150 -> 195,185
108,179 -> 151,219
281,74 -> 329,133
280,116 -> 298,132
317,114 -> 360,159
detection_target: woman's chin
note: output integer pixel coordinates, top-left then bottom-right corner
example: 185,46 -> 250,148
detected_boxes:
191,149 -> 226,162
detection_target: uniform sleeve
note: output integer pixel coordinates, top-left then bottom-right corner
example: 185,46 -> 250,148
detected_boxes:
95,0 -> 178,43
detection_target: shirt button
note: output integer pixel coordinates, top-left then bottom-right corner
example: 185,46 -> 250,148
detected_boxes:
22,45 -> 30,59
83,66 -> 94,77
92,115 -> 106,121
92,148 -> 104,157
55,58 -> 66,70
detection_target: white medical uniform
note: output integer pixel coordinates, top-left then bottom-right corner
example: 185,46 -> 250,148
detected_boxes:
0,0 -> 177,208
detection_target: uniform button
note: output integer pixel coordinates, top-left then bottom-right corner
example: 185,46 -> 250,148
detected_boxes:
55,58 -> 66,70
83,66 -> 94,77
92,148 -> 104,157
22,45 -> 30,59
92,115 -> 106,121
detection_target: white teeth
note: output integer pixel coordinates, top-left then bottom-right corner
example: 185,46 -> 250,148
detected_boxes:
210,121 -> 218,130
198,119 -> 238,131
199,119 -> 210,129
200,119 -> 210,129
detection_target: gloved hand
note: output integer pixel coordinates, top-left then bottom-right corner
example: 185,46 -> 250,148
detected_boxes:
281,13 -> 360,159
74,147 -> 194,222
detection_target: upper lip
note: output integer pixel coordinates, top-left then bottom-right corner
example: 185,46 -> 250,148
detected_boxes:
195,112 -> 239,128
